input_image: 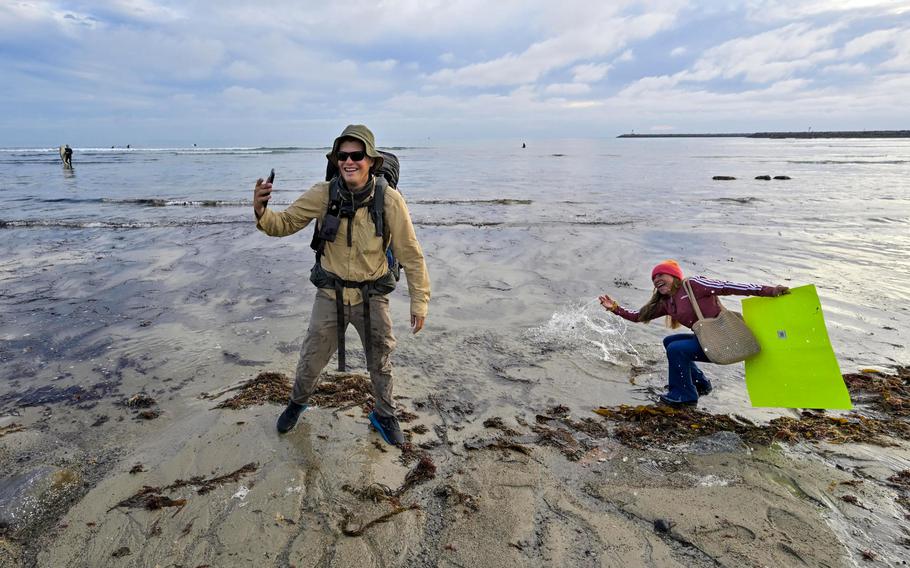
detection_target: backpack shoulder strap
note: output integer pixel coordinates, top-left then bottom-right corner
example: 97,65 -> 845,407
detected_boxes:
371,176 -> 387,239
312,179 -> 344,260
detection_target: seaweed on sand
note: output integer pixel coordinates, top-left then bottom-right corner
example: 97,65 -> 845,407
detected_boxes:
593,403 -> 910,450
340,503 -> 421,537
843,367 -> 910,416
401,455 -> 437,492
434,483 -> 480,511
124,394 -> 157,408
167,462 -> 258,495
342,483 -> 397,504
482,416 -> 519,436
532,424 -> 585,461
464,437 -> 533,456
210,372 -> 291,409
209,370 -> 381,413
309,372 -> 374,413
338,456 -> 432,538
108,487 -> 186,512
0,423 -> 25,438
110,463 -> 258,511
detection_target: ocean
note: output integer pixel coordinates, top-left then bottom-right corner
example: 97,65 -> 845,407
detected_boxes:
1,138 -> 908,409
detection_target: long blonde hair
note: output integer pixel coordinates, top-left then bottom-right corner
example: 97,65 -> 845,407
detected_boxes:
638,277 -> 681,328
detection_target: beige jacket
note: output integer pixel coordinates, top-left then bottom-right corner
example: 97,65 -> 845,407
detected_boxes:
256,180 -> 430,317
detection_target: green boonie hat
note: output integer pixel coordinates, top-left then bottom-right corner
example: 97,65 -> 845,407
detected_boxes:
327,124 -> 384,172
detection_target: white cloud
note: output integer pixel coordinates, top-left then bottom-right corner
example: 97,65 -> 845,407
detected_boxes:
681,23 -> 843,83
544,83 -> 592,95
842,28 -> 901,57
103,0 -> 182,23
368,59 -> 398,71
225,60 -> 262,81
428,7 -> 680,87
616,49 -> 635,62
572,63 -> 611,83
746,0 -> 910,21
670,46 -> 686,57
562,100 -> 604,109
823,62 -> 870,74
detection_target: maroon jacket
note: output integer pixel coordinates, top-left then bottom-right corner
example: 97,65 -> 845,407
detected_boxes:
613,276 -> 777,329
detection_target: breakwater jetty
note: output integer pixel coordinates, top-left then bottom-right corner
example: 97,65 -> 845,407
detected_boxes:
618,130 -> 910,139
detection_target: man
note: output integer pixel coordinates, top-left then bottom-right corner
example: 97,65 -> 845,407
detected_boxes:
253,125 -> 430,445
60,145 -> 73,167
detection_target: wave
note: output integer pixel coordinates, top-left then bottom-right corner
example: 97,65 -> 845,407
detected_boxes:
1,218 -> 633,230
867,216 -> 909,224
0,219 -> 247,229
30,197 -> 538,208
29,197 -> 284,207
785,159 -> 909,164
413,199 -> 532,205
415,220 -> 632,227
709,197 -> 762,204
100,198 -> 255,207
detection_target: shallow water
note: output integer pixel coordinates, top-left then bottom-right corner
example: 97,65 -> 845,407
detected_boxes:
1,139 -> 908,417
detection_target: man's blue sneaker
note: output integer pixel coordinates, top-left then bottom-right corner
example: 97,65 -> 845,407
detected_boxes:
368,411 -> 405,446
696,381 -> 713,396
658,394 -> 697,408
277,401 -> 308,433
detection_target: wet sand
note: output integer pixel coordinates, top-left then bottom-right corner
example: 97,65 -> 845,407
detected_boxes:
1,223 -> 909,567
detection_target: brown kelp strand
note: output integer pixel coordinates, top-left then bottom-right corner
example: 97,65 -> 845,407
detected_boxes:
108,487 -> 186,512
110,463 -> 258,511
482,416 -> 520,436
340,504 -> 421,537
165,462 -> 258,495
0,423 -> 25,438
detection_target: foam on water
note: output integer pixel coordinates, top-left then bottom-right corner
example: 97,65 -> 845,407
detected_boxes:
527,299 -> 642,366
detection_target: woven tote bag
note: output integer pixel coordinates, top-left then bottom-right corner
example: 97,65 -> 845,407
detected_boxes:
682,278 -> 761,365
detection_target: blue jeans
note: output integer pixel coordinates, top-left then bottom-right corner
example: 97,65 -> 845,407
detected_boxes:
663,333 -> 711,402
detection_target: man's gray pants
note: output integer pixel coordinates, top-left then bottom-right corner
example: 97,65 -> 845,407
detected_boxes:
292,292 -> 397,417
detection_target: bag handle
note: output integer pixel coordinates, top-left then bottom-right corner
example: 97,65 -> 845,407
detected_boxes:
681,278 -> 705,322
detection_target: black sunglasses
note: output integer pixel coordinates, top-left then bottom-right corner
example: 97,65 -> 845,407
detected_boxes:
337,151 -> 367,162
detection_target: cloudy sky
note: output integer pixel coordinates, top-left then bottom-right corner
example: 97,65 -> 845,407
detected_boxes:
2,0 -> 909,146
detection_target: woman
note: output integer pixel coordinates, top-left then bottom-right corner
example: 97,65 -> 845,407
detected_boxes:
599,260 -> 789,406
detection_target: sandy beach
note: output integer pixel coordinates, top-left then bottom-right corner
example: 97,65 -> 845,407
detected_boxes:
1,215 -> 909,567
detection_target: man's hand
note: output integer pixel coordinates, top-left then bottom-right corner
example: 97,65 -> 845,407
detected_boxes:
410,314 -> 425,334
772,285 -> 790,297
253,178 -> 272,219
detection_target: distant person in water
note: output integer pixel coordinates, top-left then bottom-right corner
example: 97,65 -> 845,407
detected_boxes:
599,260 -> 789,407
59,145 -> 73,168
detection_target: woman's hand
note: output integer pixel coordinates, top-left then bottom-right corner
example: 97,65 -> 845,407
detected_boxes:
599,294 -> 618,312
772,285 -> 790,297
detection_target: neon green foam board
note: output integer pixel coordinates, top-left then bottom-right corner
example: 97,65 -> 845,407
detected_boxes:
742,284 -> 852,409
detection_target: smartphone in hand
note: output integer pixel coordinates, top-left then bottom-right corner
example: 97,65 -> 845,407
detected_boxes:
262,169 -> 275,209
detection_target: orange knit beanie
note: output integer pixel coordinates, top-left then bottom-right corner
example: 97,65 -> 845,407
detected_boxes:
651,260 -> 684,281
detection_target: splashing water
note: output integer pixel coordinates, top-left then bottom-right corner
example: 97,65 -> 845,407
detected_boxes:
527,299 -> 642,365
